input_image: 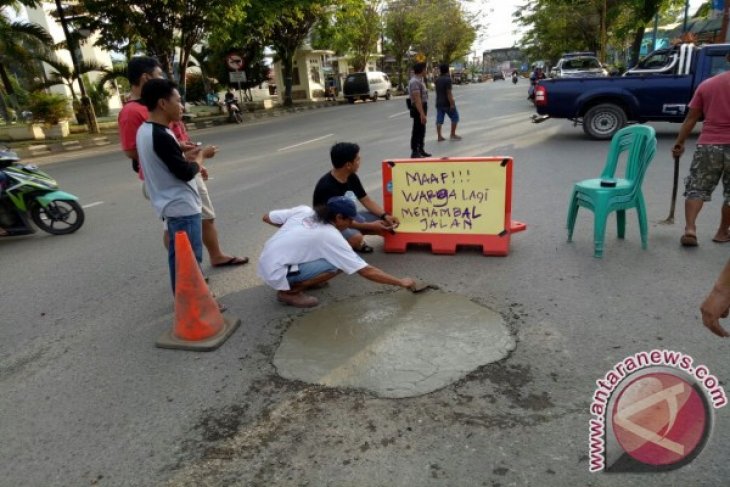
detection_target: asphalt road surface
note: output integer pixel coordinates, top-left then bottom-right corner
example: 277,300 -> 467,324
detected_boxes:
2,81 -> 728,486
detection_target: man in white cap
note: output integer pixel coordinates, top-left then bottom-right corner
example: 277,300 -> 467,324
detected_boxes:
258,196 -> 415,308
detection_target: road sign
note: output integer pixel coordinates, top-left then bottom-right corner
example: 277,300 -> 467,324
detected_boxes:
229,71 -> 247,83
226,53 -> 245,71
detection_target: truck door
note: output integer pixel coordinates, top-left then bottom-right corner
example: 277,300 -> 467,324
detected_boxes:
631,76 -> 693,121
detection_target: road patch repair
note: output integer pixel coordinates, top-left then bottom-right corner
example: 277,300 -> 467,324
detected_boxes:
274,290 -> 515,398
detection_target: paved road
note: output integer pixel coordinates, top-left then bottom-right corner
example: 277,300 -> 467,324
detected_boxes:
2,81 -> 728,486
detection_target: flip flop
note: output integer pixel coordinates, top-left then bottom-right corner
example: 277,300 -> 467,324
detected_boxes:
212,256 -> 249,267
356,244 -> 374,254
712,237 -> 730,243
680,234 -> 698,247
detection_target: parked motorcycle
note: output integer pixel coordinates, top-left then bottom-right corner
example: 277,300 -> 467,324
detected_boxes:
0,147 -> 85,237
225,99 -> 243,124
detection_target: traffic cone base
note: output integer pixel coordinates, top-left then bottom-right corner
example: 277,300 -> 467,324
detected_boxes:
156,231 -> 241,351
156,315 -> 241,351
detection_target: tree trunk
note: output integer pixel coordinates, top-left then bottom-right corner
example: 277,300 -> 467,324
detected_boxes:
630,26 -> 646,68
281,51 -> 294,107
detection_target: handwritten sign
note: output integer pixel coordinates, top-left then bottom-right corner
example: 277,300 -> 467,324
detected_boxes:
392,161 -> 506,234
382,157 -> 525,256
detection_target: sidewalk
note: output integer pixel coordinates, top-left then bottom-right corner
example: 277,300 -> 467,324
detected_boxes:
9,98 -> 348,160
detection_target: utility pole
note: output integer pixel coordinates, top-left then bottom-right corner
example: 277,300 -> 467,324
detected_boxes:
54,0 -> 99,134
683,0 -> 690,32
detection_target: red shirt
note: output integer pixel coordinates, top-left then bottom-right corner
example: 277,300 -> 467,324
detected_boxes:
118,100 -> 149,180
688,71 -> 730,145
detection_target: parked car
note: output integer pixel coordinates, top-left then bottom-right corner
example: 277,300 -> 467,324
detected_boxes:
491,71 -> 505,81
533,43 -> 730,139
551,52 -> 608,79
343,71 -> 392,103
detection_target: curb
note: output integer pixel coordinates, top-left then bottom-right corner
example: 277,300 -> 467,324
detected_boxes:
13,99 -> 348,158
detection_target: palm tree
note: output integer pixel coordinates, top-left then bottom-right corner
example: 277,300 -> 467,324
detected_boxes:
36,55 -> 108,102
0,1 -> 54,121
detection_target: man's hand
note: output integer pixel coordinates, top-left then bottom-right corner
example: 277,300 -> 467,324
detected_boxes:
700,286 -> 730,337
368,220 -> 395,233
383,214 -> 400,228
420,112 -> 427,125
202,145 -> 217,159
184,145 -> 202,162
401,278 -> 416,289
200,166 -> 209,180
672,143 -> 684,158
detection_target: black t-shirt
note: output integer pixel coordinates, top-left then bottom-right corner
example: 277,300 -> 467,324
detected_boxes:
435,75 -> 452,109
313,172 -> 367,206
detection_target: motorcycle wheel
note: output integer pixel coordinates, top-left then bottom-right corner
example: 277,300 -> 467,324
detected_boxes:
234,111 -> 243,124
30,199 -> 85,235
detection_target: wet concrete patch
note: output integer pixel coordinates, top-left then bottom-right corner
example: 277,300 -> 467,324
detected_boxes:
273,290 -> 515,398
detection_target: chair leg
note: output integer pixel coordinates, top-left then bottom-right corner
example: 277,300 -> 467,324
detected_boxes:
637,195 -> 648,249
616,210 -> 626,239
593,208 -> 609,258
567,191 -> 579,242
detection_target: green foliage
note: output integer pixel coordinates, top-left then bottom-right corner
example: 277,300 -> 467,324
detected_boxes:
312,0 -> 382,72
27,92 -> 71,125
514,0 -> 685,66
83,75 -> 110,117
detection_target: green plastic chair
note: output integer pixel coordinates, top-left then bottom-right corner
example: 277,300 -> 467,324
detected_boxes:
567,125 -> 657,258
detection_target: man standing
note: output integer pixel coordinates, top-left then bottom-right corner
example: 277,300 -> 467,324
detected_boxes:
313,142 -> 398,252
408,62 -> 431,158
118,56 -> 247,267
258,196 -> 416,308
672,53 -> 730,247
136,79 -> 204,293
435,63 -> 461,142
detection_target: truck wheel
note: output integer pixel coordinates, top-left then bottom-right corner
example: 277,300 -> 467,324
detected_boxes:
347,97 -> 355,104
583,103 -> 626,140
385,91 -> 391,100
372,92 -> 378,102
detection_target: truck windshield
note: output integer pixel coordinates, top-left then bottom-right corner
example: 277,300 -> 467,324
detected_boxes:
563,58 -> 601,70
636,51 -> 673,70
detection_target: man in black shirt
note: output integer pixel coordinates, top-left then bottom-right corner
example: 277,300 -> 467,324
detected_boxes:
435,63 -> 461,141
313,142 -> 399,252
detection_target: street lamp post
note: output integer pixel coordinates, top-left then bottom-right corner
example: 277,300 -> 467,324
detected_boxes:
53,0 -> 99,134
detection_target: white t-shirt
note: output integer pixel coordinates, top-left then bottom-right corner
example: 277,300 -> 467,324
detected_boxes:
257,205 -> 368,290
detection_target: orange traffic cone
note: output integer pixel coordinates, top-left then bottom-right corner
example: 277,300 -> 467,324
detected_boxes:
156,231 -> 240,351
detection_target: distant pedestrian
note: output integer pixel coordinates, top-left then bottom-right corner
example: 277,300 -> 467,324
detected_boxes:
408,62 -> 431,158
673,52 -> 730,247
435,63 -> 461,142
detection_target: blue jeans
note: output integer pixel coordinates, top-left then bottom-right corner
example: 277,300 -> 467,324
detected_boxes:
286,258 -> 338,286
341,211 -> 380,240
166,214 -> 203,294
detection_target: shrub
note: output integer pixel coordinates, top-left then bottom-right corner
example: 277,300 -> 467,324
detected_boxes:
28,92 -> 71,125
185,72 -> 206,102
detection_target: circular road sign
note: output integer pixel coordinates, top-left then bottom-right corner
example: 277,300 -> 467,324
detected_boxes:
226,53 -> 244,71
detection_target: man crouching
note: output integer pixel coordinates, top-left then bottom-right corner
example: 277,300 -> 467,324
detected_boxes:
258,196 -> 415,308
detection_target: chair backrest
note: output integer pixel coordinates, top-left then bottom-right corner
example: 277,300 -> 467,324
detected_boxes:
599,126 -> 657,191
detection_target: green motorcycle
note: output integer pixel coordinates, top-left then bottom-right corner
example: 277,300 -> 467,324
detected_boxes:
0,147 -> 84,236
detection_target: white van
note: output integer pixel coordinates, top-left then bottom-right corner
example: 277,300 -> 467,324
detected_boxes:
343,71 -> 392,103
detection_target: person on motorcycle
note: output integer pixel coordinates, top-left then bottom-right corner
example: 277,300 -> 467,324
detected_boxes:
528,67 -> 546,100
224,89 -> 238,110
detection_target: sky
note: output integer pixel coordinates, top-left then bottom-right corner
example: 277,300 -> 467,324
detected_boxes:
470,0 -> 710,53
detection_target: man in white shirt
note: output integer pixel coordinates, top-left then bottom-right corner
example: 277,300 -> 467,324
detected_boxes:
258,196 -> 416,308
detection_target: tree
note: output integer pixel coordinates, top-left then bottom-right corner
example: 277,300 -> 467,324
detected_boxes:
313,0 -> 382,72
384,0 -> 421,89
36,56 -> 107,102
0,0 -> 53,121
